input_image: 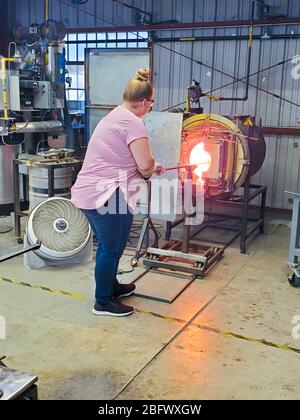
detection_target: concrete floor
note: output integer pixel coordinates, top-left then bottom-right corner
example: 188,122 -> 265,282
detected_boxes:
0,214 -> 299,400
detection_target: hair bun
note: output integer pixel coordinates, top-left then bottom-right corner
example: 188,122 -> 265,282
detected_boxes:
136,68 -> 151,82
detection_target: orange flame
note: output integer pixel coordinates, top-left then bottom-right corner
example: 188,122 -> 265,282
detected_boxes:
189,142 -> 212,179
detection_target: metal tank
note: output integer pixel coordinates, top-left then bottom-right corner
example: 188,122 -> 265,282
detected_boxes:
0,144 -> 20,209
28,166 -> 73,210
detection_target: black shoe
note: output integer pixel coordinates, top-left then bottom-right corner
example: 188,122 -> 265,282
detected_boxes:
92,300 -> 134,317
114,283 -> 136,299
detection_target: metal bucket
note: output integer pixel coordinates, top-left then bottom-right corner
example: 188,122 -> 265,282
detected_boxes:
28,166 -> 73,210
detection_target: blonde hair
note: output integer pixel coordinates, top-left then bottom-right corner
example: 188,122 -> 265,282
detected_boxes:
123,68 -> 153,103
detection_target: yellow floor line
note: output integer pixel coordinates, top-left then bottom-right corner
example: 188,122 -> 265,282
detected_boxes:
194,324 -> 300,355
135,308 -> 186,324
0,276 -> 88,301
1,275 -> 300,355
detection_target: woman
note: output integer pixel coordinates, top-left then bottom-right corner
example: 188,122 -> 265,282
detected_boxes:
71,68 -> 163,317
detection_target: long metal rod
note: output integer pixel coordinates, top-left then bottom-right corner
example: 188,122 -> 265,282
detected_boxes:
153,34 -> 300,43
0,242 -> 41,263
164,164 -> 198,172
13,159 -> 21,241
147,247 -> 207,263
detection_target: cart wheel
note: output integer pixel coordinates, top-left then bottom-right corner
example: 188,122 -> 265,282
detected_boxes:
17,238 -> 23,244
131,257 -> 138,267
288,273 -> 300,288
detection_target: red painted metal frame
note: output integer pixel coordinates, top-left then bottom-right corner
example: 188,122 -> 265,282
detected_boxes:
262,127 -> 300,136
68,17 -> 300,34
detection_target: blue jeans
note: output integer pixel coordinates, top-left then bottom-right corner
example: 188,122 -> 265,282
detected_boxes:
82,190 -> 133,304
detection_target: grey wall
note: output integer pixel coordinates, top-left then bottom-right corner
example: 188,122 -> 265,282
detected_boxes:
11,0 -> 300,209
12,0 -> 300,27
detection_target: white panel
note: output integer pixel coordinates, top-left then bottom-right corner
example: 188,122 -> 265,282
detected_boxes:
144,112 -> 184,221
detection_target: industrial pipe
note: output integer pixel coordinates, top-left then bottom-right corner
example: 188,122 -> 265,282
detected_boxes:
1,57 -> 17,120
45,0 -> 49,22
219,1 -> 255,102
14,120 -> 63,133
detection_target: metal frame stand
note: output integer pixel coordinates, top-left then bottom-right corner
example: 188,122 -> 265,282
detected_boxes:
144,168 -> 226,279
153,178 -> 267,280
216,177 -> 267,254
131,180 -> 160,266
130,172 -> 267,302
286,192 -> 300,266
132,169 -> 216,303
166,179 -> 267,256
13,158 -> 83,243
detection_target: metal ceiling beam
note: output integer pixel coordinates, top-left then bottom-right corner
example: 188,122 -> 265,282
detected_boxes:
67,17 -> 300,34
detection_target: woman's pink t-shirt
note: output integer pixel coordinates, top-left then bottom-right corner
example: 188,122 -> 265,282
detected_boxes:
71,105 -> 148,210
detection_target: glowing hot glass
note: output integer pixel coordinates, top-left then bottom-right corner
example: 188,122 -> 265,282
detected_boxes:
189,142 -> 212,179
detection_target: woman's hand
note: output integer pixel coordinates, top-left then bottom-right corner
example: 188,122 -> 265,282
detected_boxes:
153,163 -> 165,176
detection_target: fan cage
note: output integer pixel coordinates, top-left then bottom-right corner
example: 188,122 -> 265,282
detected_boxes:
27,197 -> 91,260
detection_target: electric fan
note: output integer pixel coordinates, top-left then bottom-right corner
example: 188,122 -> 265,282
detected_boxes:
24,197 -> 93,269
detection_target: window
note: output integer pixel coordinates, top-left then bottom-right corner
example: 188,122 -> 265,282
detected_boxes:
65,31 -> 149,106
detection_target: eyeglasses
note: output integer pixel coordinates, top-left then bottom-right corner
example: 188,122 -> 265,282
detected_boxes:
145,98 -> 155,103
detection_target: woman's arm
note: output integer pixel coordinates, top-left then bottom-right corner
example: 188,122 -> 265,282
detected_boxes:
129,137 -> 154,171
129,138 -> 165,177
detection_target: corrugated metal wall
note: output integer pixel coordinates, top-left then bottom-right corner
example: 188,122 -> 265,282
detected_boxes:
13,0 -> 300,29
12,0 -> 300,209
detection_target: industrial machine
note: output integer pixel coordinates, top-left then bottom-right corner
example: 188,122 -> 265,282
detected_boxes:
1,20 -> 66,119
0,19 -> 74,216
